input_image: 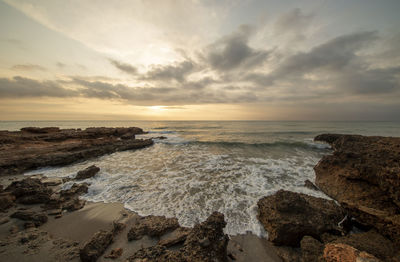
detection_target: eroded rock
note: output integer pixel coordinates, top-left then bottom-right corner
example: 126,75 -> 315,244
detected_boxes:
127,212 -> 229,262
75,165 -> 100,180
323,243 -> 381,262
257,190 -> 346,246
127,215 -> 180,241
10,210 -> 48,226
5,178 -> 52,204
80,230 -> 113,262
314,134 -> 400,244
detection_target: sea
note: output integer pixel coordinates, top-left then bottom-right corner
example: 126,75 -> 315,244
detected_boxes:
1,121 -> 399,237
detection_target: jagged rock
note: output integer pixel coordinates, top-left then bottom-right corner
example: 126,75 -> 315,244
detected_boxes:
10,210 -> 48,226
104,248 -> 123,259
76,165 -> 100,180
257,190 -> 346,246
80,230 -> 113,262
0,126 -> 152,176
158,227 -> 191,247
314,134 -> 400,244
127,215 -> 180,241
127,212 -> 229,262
5,178 -> 52,204
45,183 -> 88,211
323,243 -> 381,262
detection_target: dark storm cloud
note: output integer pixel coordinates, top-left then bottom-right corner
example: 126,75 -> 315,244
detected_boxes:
11,64 -> 46,71
206,25 -> 270,71
0,76 -> 76,98
109,59 -> 138,74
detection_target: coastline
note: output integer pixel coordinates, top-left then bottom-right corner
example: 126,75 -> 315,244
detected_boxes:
0,127 -> 399,261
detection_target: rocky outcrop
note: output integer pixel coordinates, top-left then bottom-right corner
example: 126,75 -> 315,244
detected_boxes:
0,127 -> 152,176
5,178 -> 52,204
127,215 -> 180,241
257,190 -> 346,246
127,212 -> 229,262
75,165 -> 100,180
314,134 -> 400,244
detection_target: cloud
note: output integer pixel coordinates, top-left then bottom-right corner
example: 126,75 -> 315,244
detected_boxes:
274,8 -> 314,41
0,76 -> 76,98
109,59 -> 137,75
141,60 -> 195,82
206,25 -> 270,71
243,31 -> 400,95
11,64 -> 46,71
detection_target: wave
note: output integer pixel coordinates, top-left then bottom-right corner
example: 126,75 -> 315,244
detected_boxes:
190,140 -> 330,150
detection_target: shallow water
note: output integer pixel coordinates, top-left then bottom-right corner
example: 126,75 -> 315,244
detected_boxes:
3,120 -> 399,236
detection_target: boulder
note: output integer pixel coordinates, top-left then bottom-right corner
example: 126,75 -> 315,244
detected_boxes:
75,165 -> 100,180
257,190 -> 346,246
127,215 -> 180,241
80,230 -> 113,262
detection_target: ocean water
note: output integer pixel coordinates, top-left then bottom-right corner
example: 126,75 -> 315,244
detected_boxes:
1,121 -> 400,236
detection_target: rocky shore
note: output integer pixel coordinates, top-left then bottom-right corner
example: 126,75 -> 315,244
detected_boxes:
257,134 -> 400,261
0,127 -> 153,176
0,129 -> 399,261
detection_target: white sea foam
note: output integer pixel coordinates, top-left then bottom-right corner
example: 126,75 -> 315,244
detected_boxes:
26,132 -> 329,237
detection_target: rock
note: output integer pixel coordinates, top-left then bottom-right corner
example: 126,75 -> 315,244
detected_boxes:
20,127 -> 60,133
120,132 -> 136,140
45,183 -> 88,211
75,165 -> 100,180
104,248 -> 123,259
314,134 -> 400,244
300,236 -> 324,262
158,227 -> 191,247
328,230 -> 398,261
0,192 -> 15,211
323,243 -> 381,262
127,215 -> 180,241
304,179 -> 319,191
5,178 -> 52,204
80,230 -> 113,262
11,210 -> 48,226
61,183 -> 89,197
127,212 -> 229,262
0,126 -> 152,176
41,177 -> 63,186
257,190 -> 346,246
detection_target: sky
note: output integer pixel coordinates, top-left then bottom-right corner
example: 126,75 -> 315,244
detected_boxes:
0,0 -> 399,121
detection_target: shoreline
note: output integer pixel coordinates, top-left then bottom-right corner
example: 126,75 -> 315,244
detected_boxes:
1,127 -> 399,261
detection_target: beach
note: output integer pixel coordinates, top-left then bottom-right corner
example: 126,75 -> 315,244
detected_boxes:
0,123 -> 399,261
